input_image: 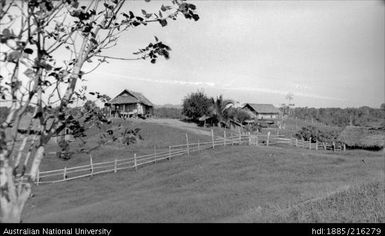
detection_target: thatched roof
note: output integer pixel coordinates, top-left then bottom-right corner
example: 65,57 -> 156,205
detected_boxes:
108,89 -> 153,107
242,103 -> 280,114
338,126 -> 384,148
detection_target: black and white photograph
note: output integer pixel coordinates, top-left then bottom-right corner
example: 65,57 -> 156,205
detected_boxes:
0,0 -> 384,230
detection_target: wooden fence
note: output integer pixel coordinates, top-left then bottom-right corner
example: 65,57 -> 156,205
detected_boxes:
34,132 -> 251,185
32,130 -> 345,185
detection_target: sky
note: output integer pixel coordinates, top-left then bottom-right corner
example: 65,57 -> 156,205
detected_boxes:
80,0 -> 384,108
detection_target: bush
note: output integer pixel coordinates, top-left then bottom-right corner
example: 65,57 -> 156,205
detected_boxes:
227,108 -> 251,124
182,90 -> 211,121
295,125 -> 340,143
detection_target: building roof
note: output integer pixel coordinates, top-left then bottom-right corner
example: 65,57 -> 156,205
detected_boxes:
108,89 -> 153,107
243,103 -> 280,114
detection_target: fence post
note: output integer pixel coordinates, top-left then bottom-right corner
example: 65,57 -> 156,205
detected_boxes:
198,139 -> 200,151
63,166 -> 67,180
239,131 -> 242,144
211,129 -> 214,149
267,132 -> 270,146
90,154 -> 94,176
114,159 -> 117,173
168,146 -> 171,160
295,138 -> 298,147
343,144 -> 346,151
36,169 -> 40,185
248,132 -> 251,145
255,134 -> 259,146
224,130 -> 226,146
309,137 -> 312,150
186,133 -> 190,157
134,153 -> 137,171
332,141 -> 336,152
154,145 -> 157,162
316,141 -> 318,151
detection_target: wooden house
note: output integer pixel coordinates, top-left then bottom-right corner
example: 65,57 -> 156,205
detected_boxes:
106,89 -> 154,118
242,103 -> 281,120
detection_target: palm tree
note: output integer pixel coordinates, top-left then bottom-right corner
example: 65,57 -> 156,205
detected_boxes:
208,95 -> 234,127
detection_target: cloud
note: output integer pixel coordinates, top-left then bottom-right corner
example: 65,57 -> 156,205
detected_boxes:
97,71 -> 345,102
222,86 -> 345,101
98,72 -> 216,87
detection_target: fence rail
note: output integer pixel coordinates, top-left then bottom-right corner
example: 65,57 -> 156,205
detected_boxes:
32,130 -> 345,185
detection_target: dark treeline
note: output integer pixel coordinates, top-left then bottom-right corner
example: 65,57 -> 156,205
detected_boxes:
289,106 -> 385,128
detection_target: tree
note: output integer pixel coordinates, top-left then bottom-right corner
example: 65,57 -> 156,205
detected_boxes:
182,90 -> 211,121
227,107 -> 251,124
208,95 -> 234,127
0,0 -> 199,222
295,125 -> 340,143
83,100 -> 99,112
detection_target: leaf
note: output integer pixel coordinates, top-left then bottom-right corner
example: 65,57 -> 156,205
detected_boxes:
7,51 -> 21,62
189,4 -> 196,10
144,0 -> 151,2
192,14 -> 199,21
141,9 -> 147,15
71,1 -> 79,8
24,48 -> 33,54
158,19 -> 167,27
132,21 -> 140,27
24,69 -> 35,79
154,36 -> 158,42
2,28 -> 10,37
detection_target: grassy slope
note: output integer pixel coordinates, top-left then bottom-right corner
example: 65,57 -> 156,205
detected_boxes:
23,145 -> 384,223
265,181 -> 385,223
40,119 -> 211,171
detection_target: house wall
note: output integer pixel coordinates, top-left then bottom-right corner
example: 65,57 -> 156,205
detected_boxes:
112,103 -> 153,116
113,104 -> 136,112
257,114 -> 278,120
125,103 -> 137,112
242,106 -> 278,120
137,103 -> 144,114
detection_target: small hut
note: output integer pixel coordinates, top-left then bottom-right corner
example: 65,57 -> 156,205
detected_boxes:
106,89 -> 154,118
338,126 -> 384,150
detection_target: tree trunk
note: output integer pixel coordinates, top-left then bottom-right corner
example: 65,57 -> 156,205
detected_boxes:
0,150 -> 31,223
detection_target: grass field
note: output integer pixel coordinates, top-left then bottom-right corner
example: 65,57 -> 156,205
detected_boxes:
23,143 -> 384,223
263,181 -> 384,223
40,119 -> 211,171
